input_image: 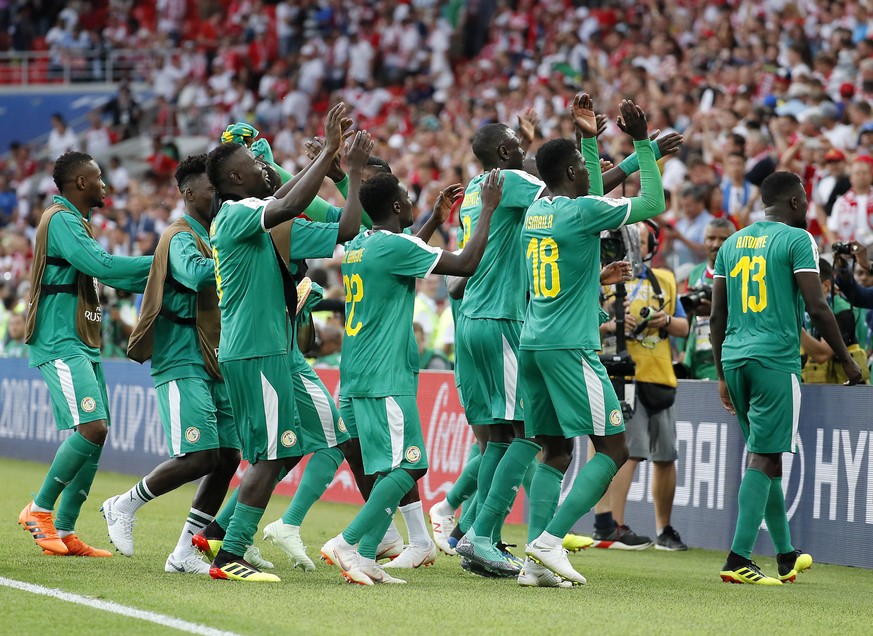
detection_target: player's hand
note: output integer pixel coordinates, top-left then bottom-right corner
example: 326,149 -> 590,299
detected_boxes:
517,107 -> 539,149
344,130 -> 374,174
595,113 -> 608,138
600,261 -> 632,285
306,136 -> 347,182
571,93 -> 598,139
655,131 -> 684,157
480,168 -> 504,213
600,158 -> 614,173
841,357 -> 863,386
323,102 -> 349,155
432,183 -> 464,225
616,99 -> 648,141
718,379 -> 735,415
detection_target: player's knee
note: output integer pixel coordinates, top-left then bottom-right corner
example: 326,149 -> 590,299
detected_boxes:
612,442 -> 630,469
489,426 -> 514,444
186,449 -> 220,477
217,447 -> 241,473
78,420 -> 108,445
403,467 -> 427,482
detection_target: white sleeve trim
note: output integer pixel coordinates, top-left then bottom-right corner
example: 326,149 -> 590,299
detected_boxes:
793,268 -> 819,273
393,231 -> 443,254
584,195 -> 632,230
425,250 -> 445,277
505,168 -> 547,199
712,274 -> 727,279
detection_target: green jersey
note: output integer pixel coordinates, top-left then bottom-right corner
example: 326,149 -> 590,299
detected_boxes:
340,230 -> 442,397
28,195 -> 151,368
520,194 -> 632,350
714,221 -> 819,374
151,215 -> 217,385
287,218 -> 339,372
211,197 -> 289,362
459,169 -> 545,321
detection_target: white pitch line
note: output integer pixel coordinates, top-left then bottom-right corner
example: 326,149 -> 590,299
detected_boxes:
0,577 -> 243,636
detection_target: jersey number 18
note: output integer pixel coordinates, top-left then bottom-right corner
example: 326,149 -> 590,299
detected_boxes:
526,237 -> 561,298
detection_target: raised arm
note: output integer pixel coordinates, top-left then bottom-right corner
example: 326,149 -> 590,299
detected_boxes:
431,170 -> 503,276
417,183 -> 463,243
616,100 -> 666,224
262,103 -> 349,229
335,131 -> 374,243
570,93 -> 603,197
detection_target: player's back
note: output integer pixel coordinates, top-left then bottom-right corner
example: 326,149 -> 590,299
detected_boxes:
714,220 -> 819,373
459,169 -> 545,321
340,230 -> 440,398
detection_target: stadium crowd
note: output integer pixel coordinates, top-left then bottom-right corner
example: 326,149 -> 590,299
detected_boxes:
3,0 -> 873,374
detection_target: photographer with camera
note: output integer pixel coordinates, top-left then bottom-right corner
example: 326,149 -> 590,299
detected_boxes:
681,218 -> 736,380
594,223 -> 690,551
832,240 -> 873,362
801,258 -> 869,384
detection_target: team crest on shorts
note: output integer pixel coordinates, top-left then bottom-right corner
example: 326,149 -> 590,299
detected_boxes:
281,430 -> 298,447
609,409 -> 622,426
337,418 -> 347,433
405,445 -> 422,463
185,427 -> 201,443
80,397 -> 96,413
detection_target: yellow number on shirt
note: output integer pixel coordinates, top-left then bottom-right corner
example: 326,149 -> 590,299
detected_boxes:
459,215 -> 471,249
343,273 -> 364,336
526,237 -> 561,298
212,247 -> 223,302
729,255 -> 767,313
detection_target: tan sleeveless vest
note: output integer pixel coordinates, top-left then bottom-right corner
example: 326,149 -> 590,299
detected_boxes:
25,204 -> 102,348
127,218 -> 222,380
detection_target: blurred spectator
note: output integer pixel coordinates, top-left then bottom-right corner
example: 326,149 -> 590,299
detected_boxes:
721,153 -> 759,227
0,175 -> 17,227
829,156 -> 873,245
102,84 -> 142,140
47,113 -> 78,160
668,184 -> 715,272
312,324 -> 343,367
413,275 -> 444,350
83,111 -> 113,157
414,321 -> 451,371
1,310 -> 26,358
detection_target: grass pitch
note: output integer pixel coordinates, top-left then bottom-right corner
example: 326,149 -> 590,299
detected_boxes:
0,458 -> 869,635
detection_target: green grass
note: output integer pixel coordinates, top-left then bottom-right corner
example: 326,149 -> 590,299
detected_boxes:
0,458 -> 869,636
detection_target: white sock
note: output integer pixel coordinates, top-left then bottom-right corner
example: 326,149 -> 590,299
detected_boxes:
535,531 -> 563,548
433,498 -> 455,517
31,503 -> 52,513
399,501 -> 431,547
57,529 -> 73,539
171,508 -> 214,559
114,479 -> 156,515
656,527 -> 665,537
381,520 -> 402,545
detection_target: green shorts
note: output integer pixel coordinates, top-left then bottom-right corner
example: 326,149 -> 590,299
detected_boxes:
220,354 -> 302,463
38,356 -> 110,429
292,363 -> 350,454
724,361 -> 800,454
520,348 -> 625,439
156,377 -> 240,457
456,317 -> 523,425
339,395 -> 428,475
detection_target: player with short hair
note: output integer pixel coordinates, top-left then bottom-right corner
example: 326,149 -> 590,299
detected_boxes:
100,155 -> 243,574
204,103 -> 356,582
19,151 -> 152,557
320,168 -> 504,585
711,170 -> 862,585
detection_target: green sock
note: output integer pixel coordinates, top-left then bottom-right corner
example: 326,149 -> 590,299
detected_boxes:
215,466 -> 290,531
34,432 -> 100,511
521,454 -> 537,497
343,469 -> 414,558
471,441 -> 508,525
55,443 -> 103,531
457,491 -> 479,533
282,447 -> 343,526
764,476 -> 794,554
222,503 -> 266,557
446,444 -> 482,510
730,468 -> 771,559
546,453 -> 617,538
472,438 -> 541,540
527,463 -> 563,543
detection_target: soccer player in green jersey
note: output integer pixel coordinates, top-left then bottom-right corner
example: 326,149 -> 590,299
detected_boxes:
205,103 -> 356,582
19,151 -> 152,557
511,97 -> 666,586
100,155 -> 244,574
320,168 -> 504,585
711,171 -> 862,586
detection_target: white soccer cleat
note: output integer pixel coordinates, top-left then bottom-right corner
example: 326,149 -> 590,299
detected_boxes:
165,552 -> 211,575
429,500 -> 458,556
344,557 -> 407,585
518,557 -> 573,588
101,495 -> 136,557
320,534 -> 360,571
375,533 -> 404,561
244,545 -> 274,570
383,541 -> 438,569
263,520 -> 315,572
525,540 -> 587,585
